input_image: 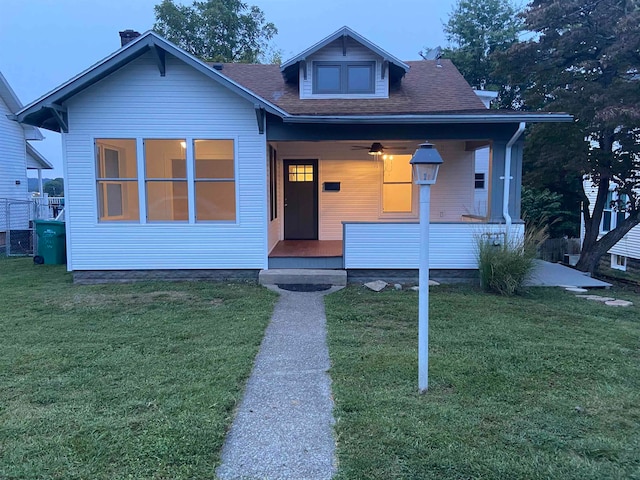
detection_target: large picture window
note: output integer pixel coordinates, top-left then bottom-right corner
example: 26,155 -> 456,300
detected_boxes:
382,155 -> 414,214
145,139 -> 188,222
313,61 -> 375,94
194,140 -> 236,221
95,139 -> 139,222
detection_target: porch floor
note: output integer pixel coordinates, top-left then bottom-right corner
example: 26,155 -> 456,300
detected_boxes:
269,240 -> 343,258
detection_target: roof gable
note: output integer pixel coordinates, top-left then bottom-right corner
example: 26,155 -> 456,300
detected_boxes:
280,26 -> 410,83
16,31 -> 287,132
0,71 -> 44,140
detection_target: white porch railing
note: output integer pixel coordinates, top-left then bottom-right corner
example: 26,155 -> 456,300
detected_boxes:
32,195 -> 65,220
343,222 -> 524,269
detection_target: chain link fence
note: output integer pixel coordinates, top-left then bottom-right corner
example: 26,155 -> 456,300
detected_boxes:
1,198 -> 46,257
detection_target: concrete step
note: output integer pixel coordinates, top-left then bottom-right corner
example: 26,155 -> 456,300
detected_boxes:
259,269 -> 347,286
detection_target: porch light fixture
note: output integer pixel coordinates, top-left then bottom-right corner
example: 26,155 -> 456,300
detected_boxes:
409,142 -> 443,184
410,141 -> 444,393
368,142 -> 384,156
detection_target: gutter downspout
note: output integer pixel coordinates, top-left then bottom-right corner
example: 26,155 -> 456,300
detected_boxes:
503,122 -> 526,235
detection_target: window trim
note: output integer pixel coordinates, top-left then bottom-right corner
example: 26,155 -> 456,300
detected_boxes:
95,139 -> 139,222
143,139 -> 189,223
379,154 -> 417,218
611,254 -> 627,271
312,61 -> 376,95
193,139 -> 236,223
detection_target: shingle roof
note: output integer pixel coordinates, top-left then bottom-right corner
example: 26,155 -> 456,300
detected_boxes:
216,59 -> 487,116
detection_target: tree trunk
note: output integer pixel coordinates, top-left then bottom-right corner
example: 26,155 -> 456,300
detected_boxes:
576,210 -> 640,275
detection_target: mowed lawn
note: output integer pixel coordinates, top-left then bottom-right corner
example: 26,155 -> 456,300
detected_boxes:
325,285 -> 640,479
0,257 -> 276,479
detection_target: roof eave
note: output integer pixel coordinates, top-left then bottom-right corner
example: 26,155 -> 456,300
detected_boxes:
281,113 -> 574,124
26,143 -> 53,169
280,26 -> 410,76
16,31 -> 288,131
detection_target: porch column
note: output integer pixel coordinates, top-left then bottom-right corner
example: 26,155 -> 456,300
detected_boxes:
487,141 -> 524,223
38,169 -> 43,196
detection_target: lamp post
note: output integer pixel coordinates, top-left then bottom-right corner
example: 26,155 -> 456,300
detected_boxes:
410,142 -> 443,393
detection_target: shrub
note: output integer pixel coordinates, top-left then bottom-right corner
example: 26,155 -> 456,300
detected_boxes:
476,227 -> 543,296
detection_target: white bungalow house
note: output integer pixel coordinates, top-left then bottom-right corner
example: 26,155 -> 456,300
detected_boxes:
1,71 -> 53,247
15,27 -> 571,282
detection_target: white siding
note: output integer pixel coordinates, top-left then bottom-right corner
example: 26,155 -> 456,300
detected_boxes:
609,227 -> 640,259
583,179 -> 640,261
344,222 -> 524,269
0,96 -> 29,230
64,52 -> 267,271
274,141 -> 475,241
300,37 -> 388,99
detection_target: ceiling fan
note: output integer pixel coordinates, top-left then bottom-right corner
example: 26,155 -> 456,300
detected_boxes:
351,142 -> 409,156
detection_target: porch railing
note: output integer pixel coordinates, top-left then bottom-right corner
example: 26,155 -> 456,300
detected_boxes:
343,221 -> 524,269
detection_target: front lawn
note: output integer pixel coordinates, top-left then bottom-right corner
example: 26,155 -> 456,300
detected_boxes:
0,258 -> 276,479
325,285 -> 640,479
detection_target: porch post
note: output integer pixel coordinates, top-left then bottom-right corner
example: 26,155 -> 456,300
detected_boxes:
38,168 -> 43,196
488,141 -> 506,223
488,140 -> 524,224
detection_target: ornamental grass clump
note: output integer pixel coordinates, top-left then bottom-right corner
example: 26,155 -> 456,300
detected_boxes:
476,227 -> 543,296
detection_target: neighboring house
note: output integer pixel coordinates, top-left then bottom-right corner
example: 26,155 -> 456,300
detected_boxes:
15,27 -> 571,280
582,180 -> 640,274
0,71 -> 53,246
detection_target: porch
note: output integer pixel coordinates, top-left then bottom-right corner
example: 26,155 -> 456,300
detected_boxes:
267,223 -> 521,270
268,240 -> 343,269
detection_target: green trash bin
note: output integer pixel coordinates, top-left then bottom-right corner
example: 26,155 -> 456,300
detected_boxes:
34,220 -> 67,265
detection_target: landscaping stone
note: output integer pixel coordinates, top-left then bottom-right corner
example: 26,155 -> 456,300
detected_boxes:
565,287 -> 588,293
575,295 -> 616,302
364,280 -> 388,292
394,283 -> 402,290
605,299 -> 634,307
409,281 -> 440,292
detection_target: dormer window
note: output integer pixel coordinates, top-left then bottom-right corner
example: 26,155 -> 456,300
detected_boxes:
313,61 -> 375,94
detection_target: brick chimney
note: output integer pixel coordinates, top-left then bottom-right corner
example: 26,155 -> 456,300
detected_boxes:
119,30 -> 141,47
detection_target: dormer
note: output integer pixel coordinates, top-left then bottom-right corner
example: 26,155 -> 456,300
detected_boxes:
280,27 -> 410,100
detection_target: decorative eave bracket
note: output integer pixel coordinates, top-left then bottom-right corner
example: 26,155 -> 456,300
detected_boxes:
149,45 -> 166,76
46,104 -> 68,133
255,105 -> 266,134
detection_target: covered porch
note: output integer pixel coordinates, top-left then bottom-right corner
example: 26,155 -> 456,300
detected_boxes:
265,120 -> 526,270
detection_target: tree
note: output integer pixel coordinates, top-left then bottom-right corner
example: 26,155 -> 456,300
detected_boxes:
442,0 -> 523,91
44,178 -> 64,197
521,186 -> 576,238
153,0 -> 277,63
499,0 -> 640,274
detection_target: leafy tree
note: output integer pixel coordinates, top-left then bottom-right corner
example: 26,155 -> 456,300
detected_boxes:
442,0 -> 523,92
44,178 -> 64,197
521,186 -> 576,238
153,0 -> 277,63
499,0 -> 640,275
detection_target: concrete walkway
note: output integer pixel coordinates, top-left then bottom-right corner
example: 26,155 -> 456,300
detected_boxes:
525,260 -> 612,288
216,287 -> 339,480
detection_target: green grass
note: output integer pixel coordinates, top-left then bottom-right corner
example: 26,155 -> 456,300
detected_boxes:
0,257 -> 276,479
325,285 -> 640,479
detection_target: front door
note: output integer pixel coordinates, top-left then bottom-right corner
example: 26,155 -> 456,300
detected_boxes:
283,159 -> 318,240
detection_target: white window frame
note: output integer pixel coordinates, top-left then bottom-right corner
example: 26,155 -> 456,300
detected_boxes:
312,61 -> 376,95
95,140 -> 136,222
611,254 -> 627,271
378,155 -> 417,219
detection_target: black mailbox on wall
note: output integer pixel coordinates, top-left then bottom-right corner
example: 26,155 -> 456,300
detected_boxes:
323,182 -> 340,192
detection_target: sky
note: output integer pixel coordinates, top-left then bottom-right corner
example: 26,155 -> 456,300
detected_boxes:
0,0 -> 457,177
